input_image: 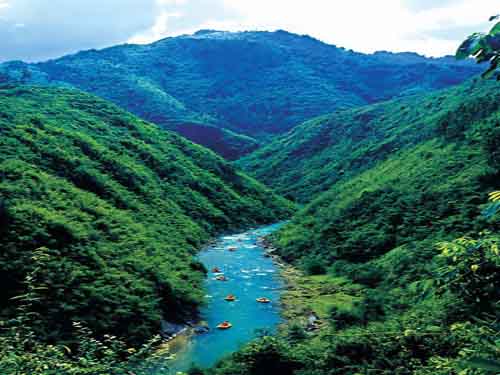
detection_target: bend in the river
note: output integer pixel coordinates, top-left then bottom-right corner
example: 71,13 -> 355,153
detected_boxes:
165,223 -> 285,373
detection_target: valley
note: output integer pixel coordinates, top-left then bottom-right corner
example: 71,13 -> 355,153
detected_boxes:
0,85 -> 292,350
0,14 -> 499,375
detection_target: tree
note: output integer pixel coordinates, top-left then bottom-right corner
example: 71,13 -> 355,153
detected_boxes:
456,15 -> 500,78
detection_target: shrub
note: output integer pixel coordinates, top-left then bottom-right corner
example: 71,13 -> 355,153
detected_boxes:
301,256 -> 328,275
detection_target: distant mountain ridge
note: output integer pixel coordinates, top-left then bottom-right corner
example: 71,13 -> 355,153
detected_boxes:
0,30 -> 482,158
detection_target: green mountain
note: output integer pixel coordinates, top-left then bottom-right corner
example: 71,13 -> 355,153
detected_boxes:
0,30 -> 481,159
0,84 -> 293,346
239,78 -> 500,202
240,75 -> 500,270
211,79 -> 500,375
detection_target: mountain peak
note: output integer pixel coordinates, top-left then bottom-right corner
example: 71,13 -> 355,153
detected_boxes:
193,29 -> 224,35
187,29 -> 245,40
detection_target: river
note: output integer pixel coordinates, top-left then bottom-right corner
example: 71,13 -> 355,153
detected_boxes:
165,222 -> 285,373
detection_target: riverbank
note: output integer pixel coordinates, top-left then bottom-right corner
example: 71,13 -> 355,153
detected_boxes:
260,239 -> 364,334
155,223 -> 363,371
158,231 -> 364,373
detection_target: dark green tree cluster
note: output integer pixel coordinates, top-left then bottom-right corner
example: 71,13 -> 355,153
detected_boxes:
239,78 -> 500,202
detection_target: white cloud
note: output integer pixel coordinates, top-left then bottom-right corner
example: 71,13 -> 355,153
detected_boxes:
209,0 -> 499,56
127,0 -> 498,56
127,0 -> 237,44
2,0 -> 499,61
0,0 -> 158,62
0,0 -> 9,14
129,10 -> 182,44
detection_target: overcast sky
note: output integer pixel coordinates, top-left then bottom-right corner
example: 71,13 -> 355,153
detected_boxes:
0,0 -> 498,62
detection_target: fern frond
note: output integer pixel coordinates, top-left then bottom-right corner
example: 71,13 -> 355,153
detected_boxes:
488,191 -> 500,202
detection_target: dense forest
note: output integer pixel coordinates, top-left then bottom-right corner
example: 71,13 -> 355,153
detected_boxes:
0,85 -> 293,373
0,30 -> 481,159
238,78 -> 500,201
1,13 -> 499,375
209,77 -> 500,374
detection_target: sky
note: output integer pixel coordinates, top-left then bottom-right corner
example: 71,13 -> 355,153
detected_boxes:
0,0 -> 498,62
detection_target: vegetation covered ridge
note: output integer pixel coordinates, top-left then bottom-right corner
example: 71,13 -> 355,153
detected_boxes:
238,78 -> 500,202
0,84 -> 294,353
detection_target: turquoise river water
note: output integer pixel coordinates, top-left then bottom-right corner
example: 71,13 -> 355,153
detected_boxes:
166,223 -> 285,373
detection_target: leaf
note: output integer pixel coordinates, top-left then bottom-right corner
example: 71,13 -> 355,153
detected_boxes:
481,60 -> 499,79
456,33 -> 485,60
489,22 -> 500,36
489,15 -> 500,22
464,357 -> 500,372
488,191 -> 500,202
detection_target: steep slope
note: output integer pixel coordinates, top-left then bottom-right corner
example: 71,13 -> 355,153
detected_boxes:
0,30 -> 481,158
210,80 -> 500,375
264,77 -> 500,265
239,78 -> 500,202
0,85 -> 293,345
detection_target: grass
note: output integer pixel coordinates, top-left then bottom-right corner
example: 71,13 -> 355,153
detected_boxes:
280,269 -> 362,322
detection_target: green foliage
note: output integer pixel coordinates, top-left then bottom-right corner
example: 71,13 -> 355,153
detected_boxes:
0,31 -> 480,158
484,125 -> 500,169
0,85 -> 293,354
456,15 -> 500,79
239,78 -> 499,202
300,255 -> 328,275
0,314 -> 166,375
213,67 -> 500,375
250,77 -> 500,270
0,248 -> 165,375
285,322 -> 307,344
435,235 -> 500,315
212,336 -> 301,375
329,289 -> 385,330
273,138 -> 489,266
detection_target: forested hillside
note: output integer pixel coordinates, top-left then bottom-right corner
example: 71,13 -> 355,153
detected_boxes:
0,30 -> 481,158
209,78 -> 500,374
0,84 -> 293,351
239,78 -> 500,202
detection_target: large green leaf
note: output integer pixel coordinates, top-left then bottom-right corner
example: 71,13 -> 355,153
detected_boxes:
456,33 -> 485,59
481,57 -> 499,79
489,21 -> 500,36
